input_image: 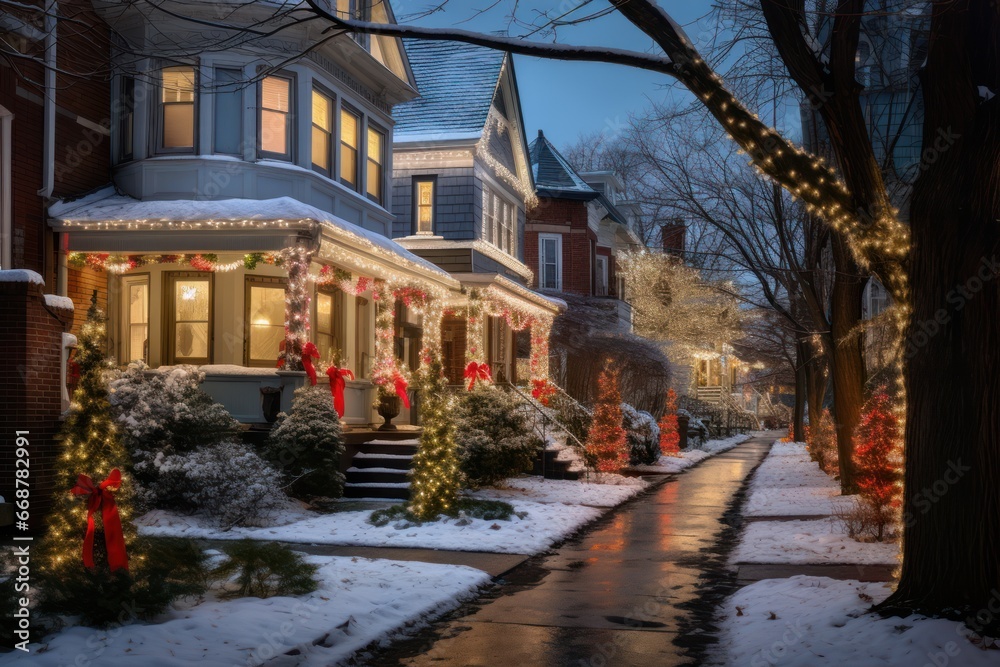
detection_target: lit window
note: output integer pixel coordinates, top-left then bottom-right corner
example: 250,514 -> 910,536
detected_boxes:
539,234 -> 562,291
415,179 -> 435,234
161,66 -> 195,150
315,289 -> 342,363
246,278 -> 286,366
482,185 -> 495,243
166,273 -> 211,364
311,89 -> 334,176
340,107 -> 360,190
366,125 -> 384,203
260,76 -> 292,159
123,276 -> 148,362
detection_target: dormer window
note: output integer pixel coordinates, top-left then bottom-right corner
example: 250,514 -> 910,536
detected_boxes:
260,75 -> 293,161
160,66 -> 196,152
413,177 -> 436,235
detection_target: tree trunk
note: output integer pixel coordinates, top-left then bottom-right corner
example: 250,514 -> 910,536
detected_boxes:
884,0 -> 1000,617
793,337 -> 807,440
828,236 -> 866,493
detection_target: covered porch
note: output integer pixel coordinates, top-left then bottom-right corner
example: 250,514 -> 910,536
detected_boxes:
48,193 -> 461,428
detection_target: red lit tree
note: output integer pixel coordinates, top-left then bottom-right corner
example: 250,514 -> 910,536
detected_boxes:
658,389 -> 681,456
585,363 -> 629,473
854,389 -> 901,541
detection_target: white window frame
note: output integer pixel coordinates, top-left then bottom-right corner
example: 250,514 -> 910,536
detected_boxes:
121,274 -> 150,363
258,73 -> 295,162
596,256 -> 609,297
157,65 -> 197,154
538,233 -> 563,292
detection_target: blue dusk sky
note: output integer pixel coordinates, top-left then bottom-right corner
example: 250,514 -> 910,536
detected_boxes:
394,1 -> 723,150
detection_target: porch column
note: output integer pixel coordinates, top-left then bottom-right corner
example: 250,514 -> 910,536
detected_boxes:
281,246 -> 313,372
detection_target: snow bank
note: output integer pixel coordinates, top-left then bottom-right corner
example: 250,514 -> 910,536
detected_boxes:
717,576 -> 999,667
731,519 -> 899,566
469,475 -> 646,508
629,433 -> 753,474
9,555 -> 490,667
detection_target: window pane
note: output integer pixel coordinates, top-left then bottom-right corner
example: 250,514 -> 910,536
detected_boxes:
163,104 -> 194,149
312,127 -> 330,172
341,109 -> 359,186
312,90 -> 331,130
261,109 -> 287,155
214,68 -> 242,154
176,323 -> 209,359
317,292 -> 333,334
367,159 -> 381,200
249,285 -> 286,362
162,67 -> 195,103
341,109 -> 358,148
417,180 -> 434,233
127,282 -> 148,362
175,280 -> 209,322
367,127 -> 382,161
262,76 -> 290,112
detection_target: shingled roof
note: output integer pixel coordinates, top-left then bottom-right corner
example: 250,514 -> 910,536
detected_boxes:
393,39 -> 506,143
528,130 -> 600,200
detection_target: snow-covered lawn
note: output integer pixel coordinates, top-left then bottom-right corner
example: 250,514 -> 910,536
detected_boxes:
716,576 -> 1000,666
139,475 -> 652,555
731,519 -> 899,566
744,441 -> 856,517
469,475 -> 646,507
629,433 -> 754,474
8,556 -> 490,667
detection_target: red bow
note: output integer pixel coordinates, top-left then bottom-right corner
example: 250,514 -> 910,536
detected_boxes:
464,362 -> 492,391
301,342 -> 320,385
70,469 -> 129,573
394,373 -> 410,409
326,366 -> 355,418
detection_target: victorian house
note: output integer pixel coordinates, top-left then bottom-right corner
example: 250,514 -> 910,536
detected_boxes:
45,0 -> 464,428
389,40 -> 563,391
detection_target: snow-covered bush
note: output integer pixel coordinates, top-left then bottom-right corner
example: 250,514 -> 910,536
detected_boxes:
687,415 -> 709,447
456,386 -> 541,488
621,403 -> 661,465
264,385 -> 345,499
110,361 -> 286,526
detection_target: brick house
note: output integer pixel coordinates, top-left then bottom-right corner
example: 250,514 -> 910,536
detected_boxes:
390,40 -> 563,387
524,131 -> 642,330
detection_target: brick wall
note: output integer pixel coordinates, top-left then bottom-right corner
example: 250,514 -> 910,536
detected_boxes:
525,196 -> 596,295
0,276 -> 73,533
67,267 -> 108,337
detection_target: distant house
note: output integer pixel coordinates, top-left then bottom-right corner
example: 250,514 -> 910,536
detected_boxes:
524,131 -> 643,330
390,40 -> 563,387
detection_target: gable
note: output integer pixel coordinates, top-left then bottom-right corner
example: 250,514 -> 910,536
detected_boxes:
476,56 -> 535,204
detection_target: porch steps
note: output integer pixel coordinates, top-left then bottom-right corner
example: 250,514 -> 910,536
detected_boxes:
531,447 -> 583,481
343,438 -> 419,500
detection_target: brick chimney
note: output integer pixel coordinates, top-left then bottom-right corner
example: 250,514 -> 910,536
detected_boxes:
660,221 -> 686,256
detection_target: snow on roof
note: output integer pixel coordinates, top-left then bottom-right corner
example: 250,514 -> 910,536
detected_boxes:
393,40 -> 505,143
528,130 -> 598,198
0,269 -> 45,285
50,192 -> 454,282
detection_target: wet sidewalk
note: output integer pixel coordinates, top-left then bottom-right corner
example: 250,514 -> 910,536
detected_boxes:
363,433 -> 777,667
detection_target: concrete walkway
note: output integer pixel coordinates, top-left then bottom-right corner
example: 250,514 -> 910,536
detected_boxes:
363,433 -> 778,667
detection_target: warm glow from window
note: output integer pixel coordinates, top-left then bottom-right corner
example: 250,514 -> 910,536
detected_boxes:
161,66 -> 195,149
174,279 -> 209,360
340,108 -> 360,189
248,284 -> 286,363
261,76 -> 291,157
311,90 -> 333,174
417,180 -> 434,234
366,126 -> 384,203
126,279 -> 148,362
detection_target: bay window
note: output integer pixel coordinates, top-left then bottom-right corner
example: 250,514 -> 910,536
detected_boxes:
165,273 -> 212,364
160,66 -> 196,151
311,89 -> 334,176
245,277 -> 287,366
213,68 -> 243,155
366,124 -> 385,204
260,75 -> 293,160
340,106 -> 360,190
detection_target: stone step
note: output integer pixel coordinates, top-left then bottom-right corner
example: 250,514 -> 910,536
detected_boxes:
358,439 -> 420,456
351,452 -> 414,470
346,468 -> 411,485
343,482 -> 410,500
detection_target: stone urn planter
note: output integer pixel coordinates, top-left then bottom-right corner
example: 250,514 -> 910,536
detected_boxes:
377,393 -> 402,431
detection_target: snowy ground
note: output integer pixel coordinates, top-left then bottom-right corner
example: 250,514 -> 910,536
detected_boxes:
6,555 -> 490,667
715,576 -> 1000,666
731,519 -> 899,566
629,433 -> 754,474
744,441 -> 856,517
139,474 -> 651,555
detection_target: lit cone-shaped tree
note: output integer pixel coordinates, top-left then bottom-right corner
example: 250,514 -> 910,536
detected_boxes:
407,360 -> 462,520
658,389 -> 681,456
38,295 -> 137,575
854,389 -> 901,541
585,363 -> 629,473
36,295 -> 203,627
